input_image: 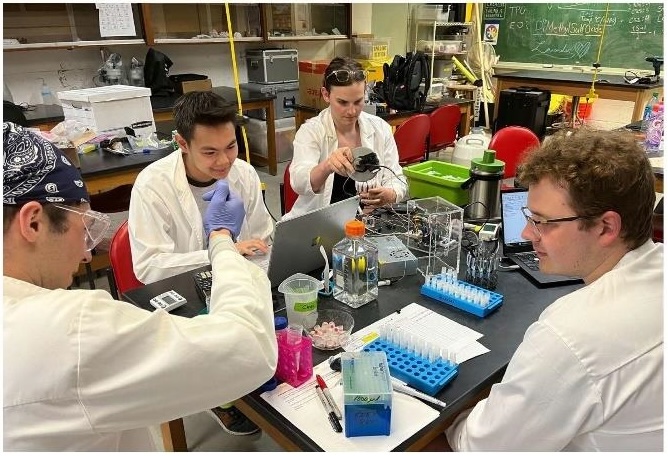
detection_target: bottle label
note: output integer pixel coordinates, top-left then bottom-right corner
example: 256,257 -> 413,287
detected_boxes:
294,299 -> 317,313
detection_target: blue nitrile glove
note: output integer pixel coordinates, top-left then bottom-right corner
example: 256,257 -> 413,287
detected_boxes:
202,180 -> 246,240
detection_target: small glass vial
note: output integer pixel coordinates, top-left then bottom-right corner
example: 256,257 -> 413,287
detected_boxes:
332,220 -> 379,308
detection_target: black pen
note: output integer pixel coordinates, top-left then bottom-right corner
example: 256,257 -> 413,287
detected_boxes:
315,385 -> 342,433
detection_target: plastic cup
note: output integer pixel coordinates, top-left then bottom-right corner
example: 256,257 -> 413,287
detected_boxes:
278,273 -> 323,328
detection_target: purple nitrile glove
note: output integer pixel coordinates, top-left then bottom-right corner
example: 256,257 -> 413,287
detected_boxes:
202,180 -> 246,240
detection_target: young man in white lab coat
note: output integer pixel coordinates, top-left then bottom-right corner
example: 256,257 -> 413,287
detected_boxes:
129,91 -> 273,286
437,129 -> 663,451
3,122 -> 278,450
128,91 -> 273,435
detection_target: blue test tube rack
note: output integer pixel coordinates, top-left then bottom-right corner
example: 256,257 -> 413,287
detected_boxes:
421,271 -> 503,318
363,337 -> 458,396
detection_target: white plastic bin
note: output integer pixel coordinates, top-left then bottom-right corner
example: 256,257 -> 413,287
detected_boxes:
57,85 -> 154,136
245,117 -> 295,163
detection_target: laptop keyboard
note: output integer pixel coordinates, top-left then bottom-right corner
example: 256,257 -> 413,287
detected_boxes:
514,252 -> 540,271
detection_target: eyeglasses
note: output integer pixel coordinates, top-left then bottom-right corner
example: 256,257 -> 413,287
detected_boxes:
53,204 -> 111,251
325,69 -> 368,83
521,206 -> 589,240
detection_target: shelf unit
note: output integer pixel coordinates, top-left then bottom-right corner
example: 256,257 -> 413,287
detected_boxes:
3,3 -> 352,50
3,3 -> 145,51
410,13 -> 473,87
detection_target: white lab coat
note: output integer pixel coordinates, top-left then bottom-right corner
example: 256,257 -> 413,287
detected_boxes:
447,240 -> 664,451
284,108 -> 407,220
129,150 -> 274,284
3,236 -> 278,451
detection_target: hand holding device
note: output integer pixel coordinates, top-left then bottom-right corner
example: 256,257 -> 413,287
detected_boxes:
202,180 -> 246,239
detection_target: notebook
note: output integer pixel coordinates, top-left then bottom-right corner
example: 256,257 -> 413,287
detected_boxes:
249,196 -> 361,287
500,188 -> 583,288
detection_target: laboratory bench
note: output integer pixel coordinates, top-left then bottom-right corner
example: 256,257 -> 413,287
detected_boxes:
123,261 -> 580,451
20,84 -> 281,176
493,70 -> 664,124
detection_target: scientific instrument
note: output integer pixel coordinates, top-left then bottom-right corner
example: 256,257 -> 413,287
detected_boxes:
349,147 -> 380,182
149,290 -> 187,312
478,222 -> 500,242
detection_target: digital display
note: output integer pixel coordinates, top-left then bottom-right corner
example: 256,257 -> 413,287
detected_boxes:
162,295 -> 175,304
501,191 -> 529,245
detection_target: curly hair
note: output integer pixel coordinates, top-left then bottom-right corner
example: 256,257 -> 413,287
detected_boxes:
516,128 -> 655,249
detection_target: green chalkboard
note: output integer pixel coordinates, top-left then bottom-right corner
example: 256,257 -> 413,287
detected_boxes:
482,3 -> 663,70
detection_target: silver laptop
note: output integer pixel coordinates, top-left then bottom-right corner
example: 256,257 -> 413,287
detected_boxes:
500,188 -> 583,288
249,196 -> 360,287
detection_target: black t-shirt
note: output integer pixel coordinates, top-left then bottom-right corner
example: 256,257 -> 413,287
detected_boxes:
330,172 -> 355,204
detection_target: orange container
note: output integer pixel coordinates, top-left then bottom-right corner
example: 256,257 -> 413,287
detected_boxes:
565,99 -> 594,119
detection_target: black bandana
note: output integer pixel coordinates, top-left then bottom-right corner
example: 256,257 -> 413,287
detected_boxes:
3,122 -> 89,205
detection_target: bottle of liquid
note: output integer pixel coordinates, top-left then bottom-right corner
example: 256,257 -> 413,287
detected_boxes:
332,220 -> 379,308
40,79 -> 56,105
642,92 -> 660,131
645,103 -> 663,151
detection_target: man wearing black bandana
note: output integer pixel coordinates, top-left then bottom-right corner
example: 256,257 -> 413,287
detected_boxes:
2,122 -> 278,450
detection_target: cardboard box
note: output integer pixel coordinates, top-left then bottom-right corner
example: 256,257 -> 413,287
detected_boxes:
180,78 -> 212,94
358,58 -> 391,83
57,85 -> 155,137
298,60 -> 329,110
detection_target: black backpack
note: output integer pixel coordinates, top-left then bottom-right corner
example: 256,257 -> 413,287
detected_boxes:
381,51 -> 431,111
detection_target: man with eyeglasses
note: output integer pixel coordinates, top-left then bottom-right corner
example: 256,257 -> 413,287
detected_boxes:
284,56 -> 407,219
441,129 -> 663,451
2,122 -> 278,450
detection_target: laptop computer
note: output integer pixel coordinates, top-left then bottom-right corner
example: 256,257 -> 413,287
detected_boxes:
500,188 -> 583,288
249,196 -> 360,287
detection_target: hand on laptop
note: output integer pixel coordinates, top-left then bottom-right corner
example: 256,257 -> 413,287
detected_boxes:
236,239 -> 269,256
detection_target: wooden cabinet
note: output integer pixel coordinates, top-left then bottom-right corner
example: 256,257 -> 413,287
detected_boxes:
3,3 -> 144,50
142,3 -> 263,44
263,3 -> 350,41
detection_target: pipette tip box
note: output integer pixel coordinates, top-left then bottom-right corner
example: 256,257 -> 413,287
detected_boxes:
363,338 -> 458,396
421,275 -> 503,318
341,351 -> 392,437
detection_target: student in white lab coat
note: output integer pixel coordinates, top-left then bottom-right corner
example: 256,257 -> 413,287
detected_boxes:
129,91 -> 273,285
430,129 -> 663,451
128,91 -> 273,435
2,122 -> 278,451
284,56 -> 407,220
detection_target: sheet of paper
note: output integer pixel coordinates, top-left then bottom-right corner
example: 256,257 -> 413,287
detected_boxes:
98,3 -> 136,37
648,156 -> 663,171
260,361 -> 440,451
343,302 -> 489,363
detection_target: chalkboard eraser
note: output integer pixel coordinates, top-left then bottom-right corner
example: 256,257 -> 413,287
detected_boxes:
542,64 -> 553,68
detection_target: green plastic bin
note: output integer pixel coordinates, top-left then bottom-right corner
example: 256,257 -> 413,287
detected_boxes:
403,160 -> 470,206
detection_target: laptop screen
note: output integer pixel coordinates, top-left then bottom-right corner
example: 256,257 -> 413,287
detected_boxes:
500,189 -> 532,249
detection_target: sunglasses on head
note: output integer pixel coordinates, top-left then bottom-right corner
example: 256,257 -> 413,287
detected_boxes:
326,69 -> 368,83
